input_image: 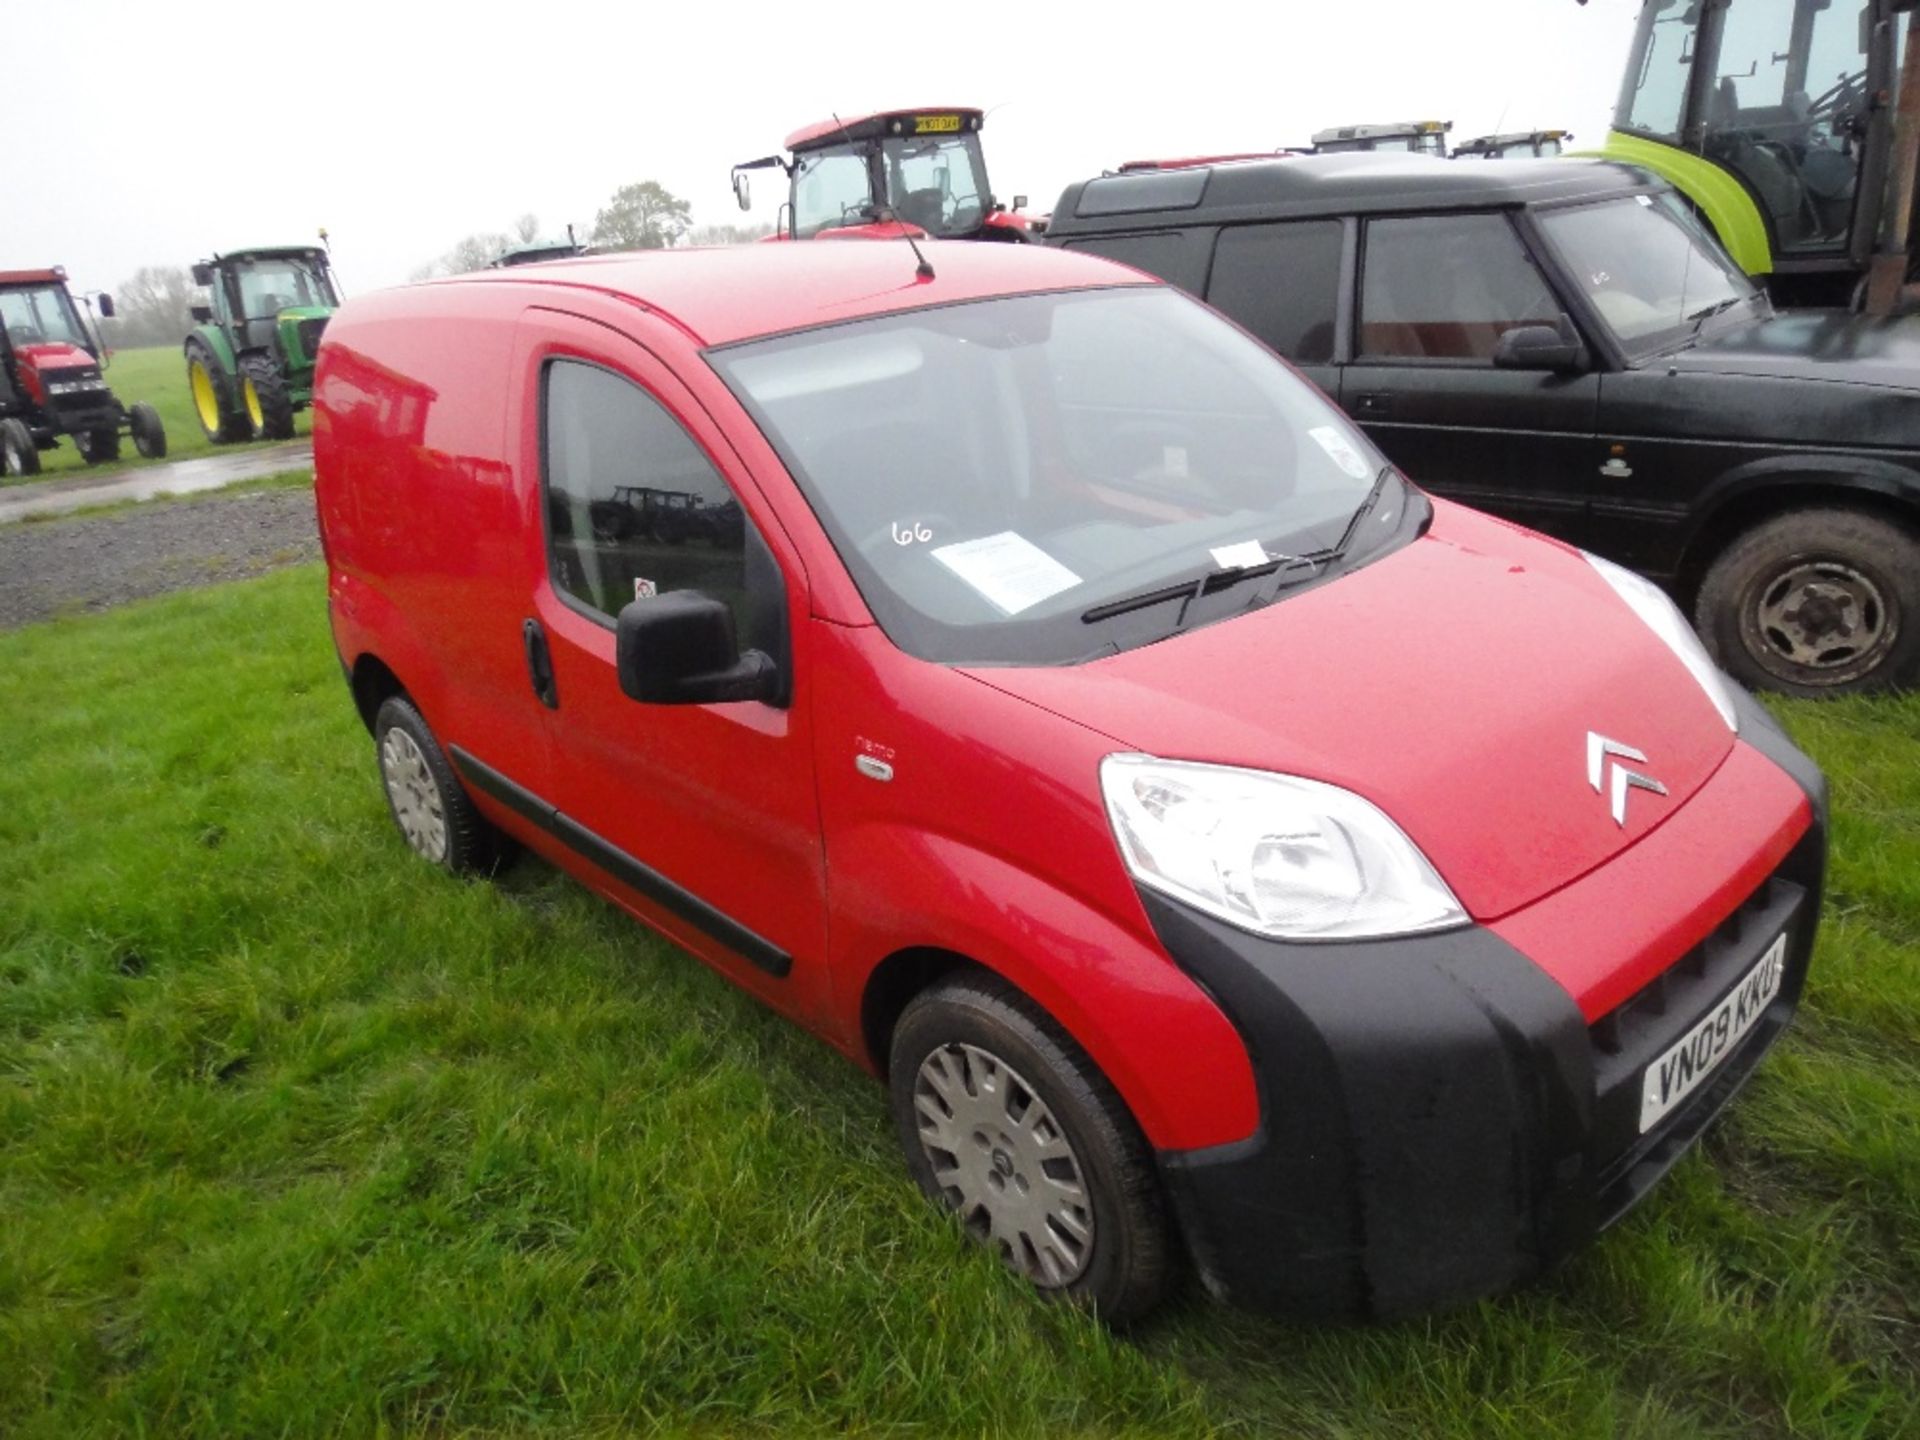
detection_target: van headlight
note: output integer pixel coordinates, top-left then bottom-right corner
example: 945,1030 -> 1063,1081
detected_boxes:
1585,552 -> 1738,732
1100,755 -> 1466,941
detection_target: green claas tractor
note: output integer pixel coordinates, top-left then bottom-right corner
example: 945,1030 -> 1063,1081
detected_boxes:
184,245 -> 340,443
1601,0 -> 1920,310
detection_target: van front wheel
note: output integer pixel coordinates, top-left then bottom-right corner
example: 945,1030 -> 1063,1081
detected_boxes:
889,974 -> 1172,1324
373,696 -> 506,875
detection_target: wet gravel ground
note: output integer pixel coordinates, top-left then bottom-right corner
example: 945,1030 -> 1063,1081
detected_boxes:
0,489 -> 321,629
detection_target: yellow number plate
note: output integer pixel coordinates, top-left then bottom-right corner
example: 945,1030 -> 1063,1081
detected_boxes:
914,115 -> 963,134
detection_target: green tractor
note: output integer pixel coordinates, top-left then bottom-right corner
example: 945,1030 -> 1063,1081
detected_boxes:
184,244 -> 340,443
1601,0 -> 1920,310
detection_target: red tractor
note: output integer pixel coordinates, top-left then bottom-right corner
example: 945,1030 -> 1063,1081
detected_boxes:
731,108 -> 1039,241
0,266 -> 165,477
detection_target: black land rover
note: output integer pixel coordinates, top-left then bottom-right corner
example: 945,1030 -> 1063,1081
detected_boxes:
1046,154 -> 1920,695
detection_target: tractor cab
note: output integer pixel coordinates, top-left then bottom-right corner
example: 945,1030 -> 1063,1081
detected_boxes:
1455,129 -> 1574,159
731,109 -> 1037,241
0,266 -> 165,475
1605,0 -> 1916,306
1310,120 -> 1453,156
186,245 -> 341,444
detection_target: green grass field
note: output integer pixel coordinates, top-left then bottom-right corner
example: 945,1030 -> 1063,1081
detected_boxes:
13,345 -> 311,481
1,565 -> 1915,1438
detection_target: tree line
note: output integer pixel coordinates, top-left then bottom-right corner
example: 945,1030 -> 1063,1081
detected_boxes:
99,180 -> 772,350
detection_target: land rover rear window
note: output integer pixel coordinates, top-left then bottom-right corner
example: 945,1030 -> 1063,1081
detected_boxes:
1059,233 -> 1205,295
1206,221 -> 1343,363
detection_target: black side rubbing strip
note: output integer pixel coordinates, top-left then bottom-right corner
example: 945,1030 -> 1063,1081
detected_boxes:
449,746 -> 792,979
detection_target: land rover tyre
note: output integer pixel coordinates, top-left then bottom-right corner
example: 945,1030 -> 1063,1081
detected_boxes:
1695,507 -> 1920,695
240,354 -> 296,441
373,696 -> 506,875
129,403 -> 166,459
75,426 -> 120,465
889,974 -> 1173,1323
186,342 -> 249,444
1,418 -> 41,477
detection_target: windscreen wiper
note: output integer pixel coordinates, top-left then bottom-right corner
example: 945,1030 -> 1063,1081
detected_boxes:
1080,551 -> 1308,626
1687,295 -> 1747,334
1326,465 -> 1397,564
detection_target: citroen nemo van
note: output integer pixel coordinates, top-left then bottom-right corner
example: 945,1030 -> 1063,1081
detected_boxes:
314,242 -> 1827,1322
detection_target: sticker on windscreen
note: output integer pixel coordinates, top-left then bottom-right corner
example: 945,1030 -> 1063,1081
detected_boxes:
1310,425 -> 1374,480
932,531 -> 1082,616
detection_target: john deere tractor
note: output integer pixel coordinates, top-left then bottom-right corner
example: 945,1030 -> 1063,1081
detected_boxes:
184,245 -> 339,443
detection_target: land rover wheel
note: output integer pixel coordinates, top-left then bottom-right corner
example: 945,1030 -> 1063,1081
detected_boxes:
130,403 -> 167,459
240,355 -> 296,441
1696,507 -> 1920,695
373,696 -> 507,875
889,974 -> 1172,1323
0,418 -> 40,477
76,426 -> 120,465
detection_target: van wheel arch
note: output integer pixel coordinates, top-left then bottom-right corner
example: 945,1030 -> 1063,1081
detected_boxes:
349,653 -> 406,734
860,946 -> 979,1077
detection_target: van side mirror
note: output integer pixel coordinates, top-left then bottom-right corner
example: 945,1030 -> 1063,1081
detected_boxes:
1493,319 -> 1588,373
190,303 -> 214,324
616,591 -> 778,705
96,294 -> 116,319
191,262 -> 216,287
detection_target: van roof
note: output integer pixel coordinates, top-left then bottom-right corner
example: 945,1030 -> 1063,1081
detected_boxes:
435,240 -> 1151,347
1046,153 -> 1652,238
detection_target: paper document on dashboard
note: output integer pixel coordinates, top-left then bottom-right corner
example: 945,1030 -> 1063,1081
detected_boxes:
932,531 -> 1082,616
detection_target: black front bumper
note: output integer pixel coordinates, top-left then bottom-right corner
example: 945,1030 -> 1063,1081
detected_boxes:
1152,691 -> 1827,1321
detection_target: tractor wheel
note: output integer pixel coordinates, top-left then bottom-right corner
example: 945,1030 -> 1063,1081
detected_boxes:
0,418 -> 40,478
130,403 -> 167,460
186,343 -> 249,445
76,426 -> 121,466
239,355 -> 297,441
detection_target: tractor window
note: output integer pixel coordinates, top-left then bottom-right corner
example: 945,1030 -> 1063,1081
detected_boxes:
881,133 -> 989,237
542,360 -> 753,631
793,150 -> 876,238
0,286 -> 88,348
1359,214 -> 1561,362
1618,0 -> 1701,141
231,259 -> 335,319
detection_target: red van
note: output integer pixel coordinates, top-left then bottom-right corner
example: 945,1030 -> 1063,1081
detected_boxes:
313,242 -> 1827,1323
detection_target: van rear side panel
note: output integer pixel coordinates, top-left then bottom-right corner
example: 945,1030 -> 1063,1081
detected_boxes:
315,284 -> 543,769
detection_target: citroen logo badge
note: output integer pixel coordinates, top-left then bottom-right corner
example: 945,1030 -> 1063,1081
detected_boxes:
1588,732 -> 1669,827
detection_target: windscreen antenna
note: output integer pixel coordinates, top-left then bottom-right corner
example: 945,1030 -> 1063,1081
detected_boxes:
831,111 -> 936,281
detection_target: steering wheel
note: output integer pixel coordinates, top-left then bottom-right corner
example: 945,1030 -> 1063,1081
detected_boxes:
1804,72 -> 1866,124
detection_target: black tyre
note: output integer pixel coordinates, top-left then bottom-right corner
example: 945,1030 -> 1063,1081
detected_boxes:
372,696 -> 509,875
1,417 -> 42,477
1695,507 -> 1920,695
186,342 -> 250,445
129,402 -> 167,459
890,973 -> 1172,1324
239,354 -> 297,441
75,426 -> 120,465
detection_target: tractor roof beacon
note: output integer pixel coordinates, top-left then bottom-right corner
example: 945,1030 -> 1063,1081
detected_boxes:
0,265 -> 166,477
1600,0 -> 1920,312
185,244 -> 341,446
730,108 -> 1041,242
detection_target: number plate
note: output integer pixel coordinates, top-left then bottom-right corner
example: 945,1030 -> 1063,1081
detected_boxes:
914,115 -> 963,134
1638,933 -> 1787,1133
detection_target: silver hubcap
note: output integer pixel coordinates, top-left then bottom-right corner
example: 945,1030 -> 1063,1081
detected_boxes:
912,1042 -> 1094,1288
1748,558 -> 1895,682
379,727 -> 448,861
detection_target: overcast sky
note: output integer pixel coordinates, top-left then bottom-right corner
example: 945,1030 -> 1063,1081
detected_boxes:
9,0 -> 1643,297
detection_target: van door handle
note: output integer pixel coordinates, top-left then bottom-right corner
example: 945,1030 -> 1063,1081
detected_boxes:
1351,392 -> 1394,417
523,618 -> 558,709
